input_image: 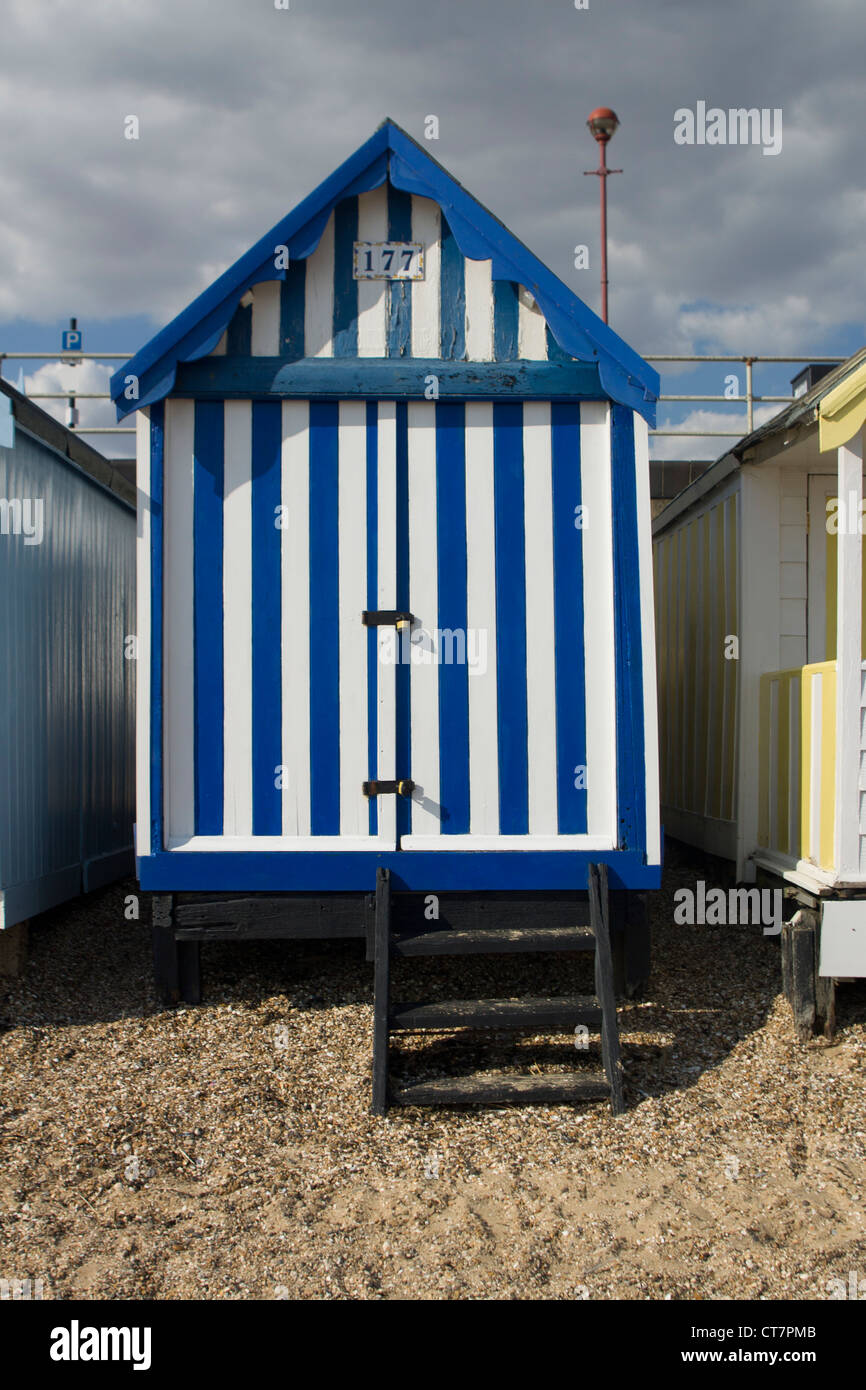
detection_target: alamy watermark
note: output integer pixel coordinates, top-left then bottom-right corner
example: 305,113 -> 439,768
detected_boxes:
379,625 -> 488,675
673,881 -> 782,935
674,103 -> 783,157
0,497 -> 43,545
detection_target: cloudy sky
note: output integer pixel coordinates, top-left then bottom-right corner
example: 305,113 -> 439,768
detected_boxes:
1,0 -> 863,456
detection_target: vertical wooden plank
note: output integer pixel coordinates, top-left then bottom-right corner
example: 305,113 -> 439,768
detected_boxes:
223,401 -> 253,836
280,400 -> 311,836
631,413 -> 661,865
517,288 -> 548,360
589,863 -> 624,1115
821,665 -> 837,869
464,257 -> 494,361
251,402 -> 283,835
371,867 -> 391,1115
338,401 -> 369,835
136,409 -> 152,858
522,401 -> 557,835
163,399 -> 196,842
411,196 -> 441,358
304,212 -> 335,358
834,434 -> 863,878
251,280 -> 281,356
377,401 -> 398,848
465,403 -> 499,833
435,402 -> 470,835
407,401 -> 440,834
357,188 -> 388,357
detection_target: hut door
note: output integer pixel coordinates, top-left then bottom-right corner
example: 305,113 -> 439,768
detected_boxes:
393,399 -> 617,852
161,397 -> 396,850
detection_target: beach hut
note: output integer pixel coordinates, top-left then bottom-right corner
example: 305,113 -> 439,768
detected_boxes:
112,120 -> 660,1108
653,348 -> 866,1035
0,378 -> 135,949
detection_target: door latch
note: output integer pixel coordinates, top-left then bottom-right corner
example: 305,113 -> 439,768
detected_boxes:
362,779 -> 415,798
361,610 -> 414,631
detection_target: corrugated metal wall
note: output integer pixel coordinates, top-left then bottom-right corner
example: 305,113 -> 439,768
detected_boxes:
0,425 -> 135,928
653,489 -> 739,844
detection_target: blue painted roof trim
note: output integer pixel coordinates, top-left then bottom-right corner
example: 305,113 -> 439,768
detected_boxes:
112,120 -> 658,424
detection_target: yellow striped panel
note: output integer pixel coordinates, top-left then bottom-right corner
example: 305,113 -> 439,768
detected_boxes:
800,666 -> 813,861
819,664 -> 836,870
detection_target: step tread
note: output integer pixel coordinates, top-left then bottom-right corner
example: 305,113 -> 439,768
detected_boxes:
389,994 -> 602,1031
392,925 -> 595,957
392,1069 -> 610,1106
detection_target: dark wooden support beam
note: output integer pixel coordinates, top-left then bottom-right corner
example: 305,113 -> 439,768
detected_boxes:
371,868 -> 391,1116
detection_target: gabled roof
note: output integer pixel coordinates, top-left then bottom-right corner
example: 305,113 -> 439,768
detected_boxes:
111,119 -> 658,423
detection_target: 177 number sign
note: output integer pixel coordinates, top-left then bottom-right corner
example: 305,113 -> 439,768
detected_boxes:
353,241 -> 425,280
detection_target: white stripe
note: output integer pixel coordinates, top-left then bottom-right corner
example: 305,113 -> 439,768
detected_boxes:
281,400 -> 311,835
464,257 -> 494,360
305,212 -> 335,357
251,279 -> 281,356
411,196 -> 441,357
357,188 -> 388,357
377,401 -> 398,847
163,399 -> 196,840
465,402 -> 499,832
135,408 -> 152,856
223,401 -> 253,835
338,402 -> 369,835
517,287 -> 548,360
522,402 -> 558,834
581,403 -> 618,841
632,413 -> 661,863
408,402 -> 440,833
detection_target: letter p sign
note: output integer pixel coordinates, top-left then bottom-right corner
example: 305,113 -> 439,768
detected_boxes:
61,329 -> 82,352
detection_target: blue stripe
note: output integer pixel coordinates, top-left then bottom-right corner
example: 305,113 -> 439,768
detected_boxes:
493,402 -> 529,833
149,402 -> 165,853
332,197 -> 359,357
309,402 -> 341,834
435,402 -> 470,834
279,259 -> 306,358
139,848 -> 661,892
193,402 -> 224,835
439,215 -> 465,360
611,404 -> 646,853
366,401 -> 378,836
387,185 -> 413,358
545,325 -> 571,363
395,401 -> 411,839
493,280 -> 519,361
226,300 -> 252,355
251,402 -> 282,834
551,402 -> 587,833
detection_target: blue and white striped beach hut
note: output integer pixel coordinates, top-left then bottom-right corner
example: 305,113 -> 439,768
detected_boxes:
113,119 -> 659,917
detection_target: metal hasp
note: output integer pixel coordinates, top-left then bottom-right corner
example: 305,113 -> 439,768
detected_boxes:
361,610 -> 414,630
362,779 -> 415,798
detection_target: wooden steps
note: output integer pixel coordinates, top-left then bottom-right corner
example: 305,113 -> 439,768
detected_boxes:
392,925 -> 595,957
371,864 -> 625,1116
392,1069 -> 610,1107
390,995 -> 602,1031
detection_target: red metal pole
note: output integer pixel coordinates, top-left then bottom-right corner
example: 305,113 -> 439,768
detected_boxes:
599,139 -> 609,324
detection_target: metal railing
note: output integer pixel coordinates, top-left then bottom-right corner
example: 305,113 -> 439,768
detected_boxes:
0,350 -> 846,443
